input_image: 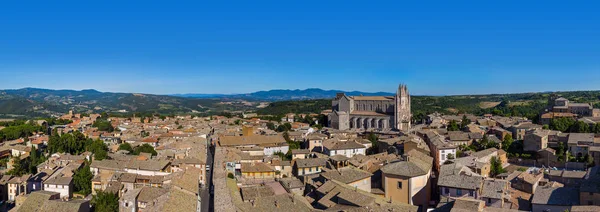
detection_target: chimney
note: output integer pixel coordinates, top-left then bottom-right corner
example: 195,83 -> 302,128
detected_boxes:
275,200 -> 279,208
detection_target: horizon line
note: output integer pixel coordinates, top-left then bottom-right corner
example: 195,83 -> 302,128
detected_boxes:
1,86 -> 599,98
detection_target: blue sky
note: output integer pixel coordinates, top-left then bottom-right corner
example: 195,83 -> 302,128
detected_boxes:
1,1 -> 600,95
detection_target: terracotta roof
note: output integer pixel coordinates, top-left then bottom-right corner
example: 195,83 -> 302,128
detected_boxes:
438,163 -> 483,190
163,188 -> 197,212
219,135 -> 286,147
450,198 -> 485,212
295,158 -> 327,168
142,137 -> 159,143
137,187 -> 168,202
320,168 -> 372,184
381,150 -> 433,177
323,139 -> 365,150
448,131 -> 470,141
240,185 -> 275,201
172,167 -> 201,194
241,162 -> 274,173
532,186 -> 579,206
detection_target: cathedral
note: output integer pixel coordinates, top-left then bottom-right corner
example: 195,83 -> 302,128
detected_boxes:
329,84 -> 411,131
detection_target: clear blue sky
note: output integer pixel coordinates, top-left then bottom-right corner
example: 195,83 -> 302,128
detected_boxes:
1,0 -> 600,95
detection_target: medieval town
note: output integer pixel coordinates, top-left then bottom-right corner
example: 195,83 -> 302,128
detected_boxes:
0,84 -> 599,212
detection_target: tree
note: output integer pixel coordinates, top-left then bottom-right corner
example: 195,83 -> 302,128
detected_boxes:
28,146 -> 45,174
586,154 -> 595,167
7,156 -> 28,177
0,123 -> 44,142
73,164 -> 93,196
266,122 -> 276,130
118,143 -> 133,152
460,115 -> 470,129
368,132 -> 379,145
501,134 -> 514,152
283,123 -> 292,130
367,132 -> 380,154
276,125 -> 288,132
92,191 -> 119,212
550,117 -> 575,132
595,123 -> 600,133
566,151 -> 575,162
95,149 -> 108,160
447,120 -> 460,131
48,132 -> 99,155
92,119 -> 114,132
570,121 -> 590,133
557,142 -> 565,162
475,136 -> 491,151
543,124 -> 550,130
282,131 -> 291,142
88,140 -> 108,160
446,153 -> 455,160
313,124 -> 323,130
490,156 -> 506,177
133,144 -> 157,156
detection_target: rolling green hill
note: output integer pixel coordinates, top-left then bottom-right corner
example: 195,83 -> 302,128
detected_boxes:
256,91 -> 600,123
3,88 -> 600,121
0,88 -> 254,118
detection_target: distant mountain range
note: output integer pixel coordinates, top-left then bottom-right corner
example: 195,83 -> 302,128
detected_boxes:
0,88 -> 236,118
3,87 -> 600,119
172,88 -> 395,100
0,88 -> 395,118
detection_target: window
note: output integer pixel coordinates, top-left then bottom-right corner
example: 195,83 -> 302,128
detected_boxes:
470,191 -> 474,196
444,188 -> 449,194
589,201 -> 594,205
488,199 -> 491,204
397,182 -> 402,189
457,189 -> 462,196
309,167 -> 313,172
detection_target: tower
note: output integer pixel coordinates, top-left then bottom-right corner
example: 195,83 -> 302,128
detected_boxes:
394,84 -> 411,131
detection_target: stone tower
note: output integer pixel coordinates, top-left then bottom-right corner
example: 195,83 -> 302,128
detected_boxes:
394,84 -> 411,131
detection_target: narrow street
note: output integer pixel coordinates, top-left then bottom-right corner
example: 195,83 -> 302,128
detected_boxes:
200,128 -> 215,212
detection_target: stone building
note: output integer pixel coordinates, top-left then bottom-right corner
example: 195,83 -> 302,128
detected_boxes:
329,84 -> 411,131
551,97 -> 594,117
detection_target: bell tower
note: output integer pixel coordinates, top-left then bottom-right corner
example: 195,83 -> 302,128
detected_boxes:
394,84 -> 411,131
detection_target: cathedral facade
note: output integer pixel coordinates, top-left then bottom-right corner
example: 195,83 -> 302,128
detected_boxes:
329,84 -> 411,131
